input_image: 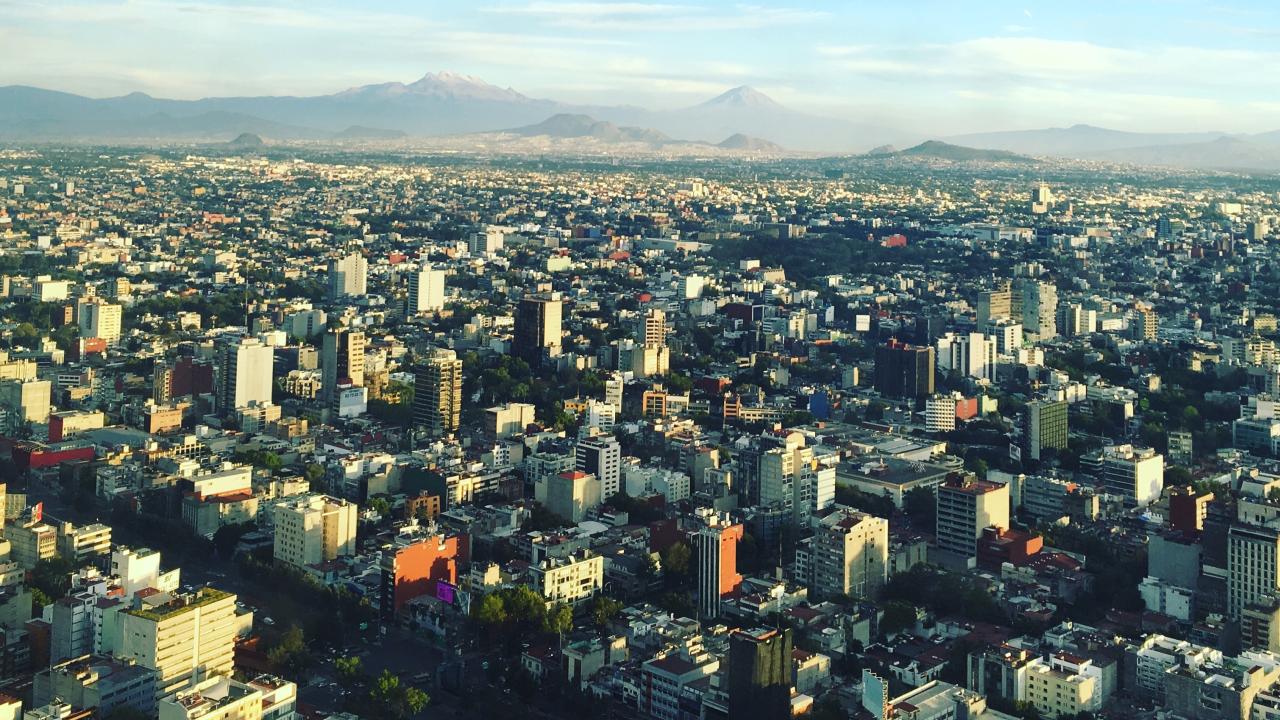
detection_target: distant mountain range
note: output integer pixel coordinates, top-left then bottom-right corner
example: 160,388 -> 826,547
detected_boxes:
0,71 -> 893,152
870,140 -> 1033,163
2,73 -> 1279,169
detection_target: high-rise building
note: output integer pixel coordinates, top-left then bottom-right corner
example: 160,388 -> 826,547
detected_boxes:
936,332 -> 997,381
407,264 -> 445,314
1030,183 -> 1054,214
1228,524 -> 1280,619
412,348 -> 462,437
604,372 -> 624,413
1083,445 -> 1164,507
1134,304 -> 1159,340
575,432 -> 622,499
874,339 -> 935,399
1021,281 -> 1058,340
215,337 -> 273,415
936,475 -> 1011,565
0,378 -> 52,430
694,508 -> 743,620
976,283 -> 1012,326
77,297 -> 122,344
545,470 -> 602,523
1026,400 -> 1068,461
801,507 -> 888,599
118,587 -> 238,699
640,308 -> 667,346
514,292 -> 563,363
379,525 -> 466,619
326,251 -> 367,300
272,494 -> 358,571
468,229 -> 504,255
321,328 -> 365,408
727,627 -> 793,720
484,402 -> 536,440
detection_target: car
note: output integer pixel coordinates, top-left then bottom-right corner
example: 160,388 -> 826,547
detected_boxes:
263,616 -> 276,625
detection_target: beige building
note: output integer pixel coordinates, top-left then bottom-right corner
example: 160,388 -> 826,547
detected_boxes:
158,675 -> 263,720
546,470 -> 602,524
413,348 -> 462,437
1024,653 -> 1104,719
77,297 -> 123,344
936,476 -> 1010,564
0,378 -> 52,429
529,550 -> 604,606
7,516 -> 57,570
56,522 -> 112,563
484,402 -> 536,440
272,494 -> 358,570
798,507 -> 889,599
118,588 -> 239,699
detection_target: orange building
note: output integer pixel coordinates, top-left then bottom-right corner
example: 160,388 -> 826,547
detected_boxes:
695,508 -> 743,619
379,530 -> 468,618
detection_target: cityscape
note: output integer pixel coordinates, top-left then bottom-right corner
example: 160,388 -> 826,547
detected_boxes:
3,2 -> 1280,720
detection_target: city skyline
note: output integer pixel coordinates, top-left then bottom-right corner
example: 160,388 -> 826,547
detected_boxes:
3,0 -> 1280,135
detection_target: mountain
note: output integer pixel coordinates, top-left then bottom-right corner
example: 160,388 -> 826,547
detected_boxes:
1089,136 -> 1280,171
224,132 -> 264,150
887,140 -> 1032,163
945,124 -> 1229,157
335,71 -> 529,103
332,125 -> 408,141
716,133 -> 784,153
697,86 -> 785,111
510,114 -> 673,144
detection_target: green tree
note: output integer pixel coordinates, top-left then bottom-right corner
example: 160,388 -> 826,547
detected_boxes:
661,542 -> 692,586
335,655 -> 364,687
304,463 -> 326,492
369,669 -> 429,719
544,603 -> 573,637
590,595 -> 624,629
267,625 -> 311,678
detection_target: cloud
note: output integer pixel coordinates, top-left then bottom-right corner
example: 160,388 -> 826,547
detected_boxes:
486,1 -> 827,31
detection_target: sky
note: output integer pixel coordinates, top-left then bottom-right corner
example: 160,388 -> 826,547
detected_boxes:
3,0 -> 1280,135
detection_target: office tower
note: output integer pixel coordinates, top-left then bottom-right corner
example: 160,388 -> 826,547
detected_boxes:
514,292 -> 563,363
727,628 -> 793,720
1025,400 -> 1068,461
1156,216 -> 1173,239
407,264 -> 445,314
8,513 -> 57,569
321,328 -> 365,407
1030,183 -> 1053,214
153,362 -> 173,404
1021,281 -> 1058,340
214,337 -> 273,415
936,475 -> 1010,564
1168,431 -> 1194,466
77,297 -> 122,344
805,507 -> 888,599
1248,221 -> 1269,242
1084,445 -> 1164,507
913,315 -> 946,345
1134,304 -> 1159,340
984,318 -> 1023,356
1228,524 -> 1280,618
272,494 -> 358,570
412,348 -> 462,437
575,432 -> 622,499
640,308 -> 667,345
0,378 -> 52,429
118,587 -> 238,699
1057,303 -> 1084,338
976,283 -> 1013,326
874,339 -> 935,399
484,402 -> 536,440
326,251 -> 367,300
604,372 -> 624,412
695,508 -> 743,620
546,470 -> 602,523
468,229 -> 504,255
936,332 -> 996,381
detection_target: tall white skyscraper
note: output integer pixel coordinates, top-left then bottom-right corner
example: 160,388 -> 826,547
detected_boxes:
216,336 -> 273,414
327,252 -> 368,300
936,332 -> 997,381
407,264 -> 445,314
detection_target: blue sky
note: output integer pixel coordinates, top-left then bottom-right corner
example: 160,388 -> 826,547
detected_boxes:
3,0 -> 1280,134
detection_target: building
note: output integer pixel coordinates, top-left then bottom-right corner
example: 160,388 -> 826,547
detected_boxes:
1024,653 -> 1104,719
56,522 -> 112,564
798,507 -> 888,599
1168,430 -> 1194,466
0,378 -> 52,429
1169,486 -> 1213,533
412,348 -> 462,438
118,588 -> 239,699
1030,184 -> 1054,213
694,508 -> 743,620
976,284 -> 1012,326
379,525 -> 466,619
111,547 -> 181,597
1026,400 -> 1068,461
936,475 -> 1010,566
76,298 -> 122,344
272,494 -> 358,571
157,675 -> 264,720
926,393 -> 978,433
640,639 -> 719,720
728,627 -> 793,720
215,337 -> 273,415
484,402 -> 535,440
33,655 -> 157,718
407,264 -> 445,314
528,550 -> 603,606
514,292 -> 563,363
874,339 -> 935,399
1082,445 -> 1164,506
1021,280 -> 1058,340
575,432 -> 622,499
47,410 -> 106,442
327,251 -> 367,300
1229,524 -> 1280,619
936,332 -> 996,381
8,514 -> 57,570
545,470 -> 602,524
321,328 -> 365,409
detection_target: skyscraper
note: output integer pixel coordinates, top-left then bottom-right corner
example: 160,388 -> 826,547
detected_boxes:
976,283 -> 1013,326
1026,399 -> 1068,461
1021,280 -> 1058,341
695,507 -> 743,620
118,587 -> 239,699
514,292 -> 563,363
412,348 -> 462,437
321,328 -> 365,408
936,475 -> 1010,565
804,507 -> 888,599
575,431 -> 622,499
874,339 -> 935,399
728,627 -> 793,720
327,251 -> 367,300
640,308 -> 667,345
77,297 -> 122,344
215,336 -> 273,415
407,264 -> 445,314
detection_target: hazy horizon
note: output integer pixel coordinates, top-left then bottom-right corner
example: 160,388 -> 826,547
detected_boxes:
4,0 -> 1280,137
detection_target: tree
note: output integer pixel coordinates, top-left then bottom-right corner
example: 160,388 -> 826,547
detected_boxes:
335,655 -> 364,687
904,487 -> 936,530
369,669 -> 429,719
304,463 -> 326,492
661,542 -> 692,587
267,625 -> 311,678
30,556 -> 76,601
544,603 -> 573,637
474,593 -> 508,629
590,596 -> 623,629
881,600 -> 917,638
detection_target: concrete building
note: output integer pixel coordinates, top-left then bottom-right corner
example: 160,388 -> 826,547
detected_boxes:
157,675 -> 264,720
874,339 -> 935,399
575,432 -> 622,499
1023,653 -> 1104,719
56,522 -> 112,564
936,332 -> 997,382
379,525 -> 466,619
694,508 -> 743,620
215,337 -> 273,415
514,292 -> 563,363
936,476 -> 1010,566
272,494 -> 358,571
412,348 -> 462,438
1021,280 -> 1058,340
1026,400 -> 1068,462
0,378 -> 52,429
528,550 -> 603,606
407,264 -> 445,314
321,328 -> 365,410
8,515 -> 57,570
34,655 -> 157,718
76,298 -> 122,344
1229,524 -> 1280,619
545,470 -> 601,524
484,402 -> 535,440
1082,445 -> 1164,506
798,507 -> 888,599
327,251 -> 367,300
111,547 -> 180,598
118,587 -> 239,699
728,627 -> 793,720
